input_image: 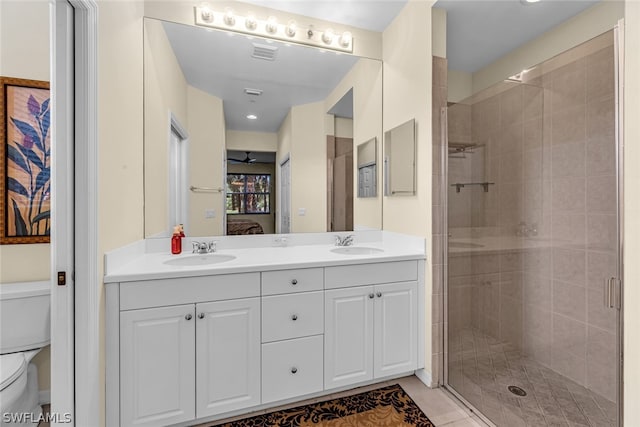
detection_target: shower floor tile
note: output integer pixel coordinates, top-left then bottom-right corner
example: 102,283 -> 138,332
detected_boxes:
447,328 -> 617,427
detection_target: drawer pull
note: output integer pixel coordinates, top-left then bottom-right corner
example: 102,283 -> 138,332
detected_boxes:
291,367 -> 298,374
291,279 -> 298,285
198,313 -> 205,319
369,293 -> 375,299
376,292 -> 382,298
185,314 -> 192,321
291,314 -> 298,321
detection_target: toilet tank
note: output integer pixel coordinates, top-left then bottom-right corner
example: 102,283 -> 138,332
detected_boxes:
0,281 -> 50,354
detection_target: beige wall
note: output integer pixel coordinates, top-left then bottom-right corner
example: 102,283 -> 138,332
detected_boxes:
472,1 -> 624,94
382,0 -> 433,377
624,1 -> 640,423
447,69 -> 472,103
226,130 -> 278,152
334,118 -> 353,139
188,86 -> 226,236
143,18 -> 188,237
289,102 -> 327,233
0,0 -> 51,393
326,58 -> 383,231
0,0 -> 51,284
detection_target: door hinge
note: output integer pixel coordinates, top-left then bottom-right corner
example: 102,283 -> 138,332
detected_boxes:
57,271 -> 66,286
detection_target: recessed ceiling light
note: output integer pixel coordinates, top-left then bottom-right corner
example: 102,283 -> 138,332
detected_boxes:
247,114 -> 258,120
521,0 -> 541,4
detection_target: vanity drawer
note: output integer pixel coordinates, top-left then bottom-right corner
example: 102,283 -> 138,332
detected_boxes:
261,268 -> 323,295
120,273 -> 260,310
324,260 -> 418,289
262,335 -> 323,404
262,291 -> 323,342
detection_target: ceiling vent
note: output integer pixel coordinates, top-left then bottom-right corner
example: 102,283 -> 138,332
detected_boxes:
244,88 -> 263,96
252,43 -> 278,61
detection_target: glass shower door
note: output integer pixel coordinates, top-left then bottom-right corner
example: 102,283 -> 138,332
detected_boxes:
445,31 -> 621,427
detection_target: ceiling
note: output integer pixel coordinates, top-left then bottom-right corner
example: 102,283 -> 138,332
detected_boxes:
434,0 -> 601,73
162,21 -> 360,133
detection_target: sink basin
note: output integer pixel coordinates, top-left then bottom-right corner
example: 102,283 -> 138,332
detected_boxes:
330,247 -> 384,255
164,254 -> 236,266
449,242 -> 484,249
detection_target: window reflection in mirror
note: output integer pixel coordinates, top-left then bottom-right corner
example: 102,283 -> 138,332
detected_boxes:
384,119 -> 416,196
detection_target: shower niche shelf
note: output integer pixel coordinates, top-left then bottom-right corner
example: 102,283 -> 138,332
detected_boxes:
451,182 -> 495,193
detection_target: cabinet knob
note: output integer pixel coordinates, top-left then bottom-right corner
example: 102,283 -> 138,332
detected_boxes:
291,279 -> 298,285
369,293 -> 374,299
376,292 -> 382,298
291,367 -> 298,374
291,314 -> 298,321
198,313 -> 205,319
185,314 -> 192,321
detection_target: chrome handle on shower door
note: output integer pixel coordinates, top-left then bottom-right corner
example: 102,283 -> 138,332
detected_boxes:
606,277 -> 621,309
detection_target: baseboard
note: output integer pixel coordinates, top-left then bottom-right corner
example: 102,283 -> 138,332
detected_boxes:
39,389 -> 51,405
415,369 -> 435,388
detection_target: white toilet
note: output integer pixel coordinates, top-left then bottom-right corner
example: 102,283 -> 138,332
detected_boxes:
0,281 -> 50,426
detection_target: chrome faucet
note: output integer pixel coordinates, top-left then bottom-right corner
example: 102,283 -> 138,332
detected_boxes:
335,234 -> 354,247
192,241 -> 217,254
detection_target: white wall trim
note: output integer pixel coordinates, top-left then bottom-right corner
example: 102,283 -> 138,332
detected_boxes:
68,0 -> 100,425
39,390 -> 51,406
414,369 -> 434,388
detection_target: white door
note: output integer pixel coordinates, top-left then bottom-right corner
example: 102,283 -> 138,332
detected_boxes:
279,157 -> 291,233
120,305 -> 196,427
169,116 -> 188,234
373,282 -> 417,378
324,286 -> 374,389
196,298 -> 261,418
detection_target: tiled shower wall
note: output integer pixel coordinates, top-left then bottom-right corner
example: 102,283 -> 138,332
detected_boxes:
446,33 -> 618,402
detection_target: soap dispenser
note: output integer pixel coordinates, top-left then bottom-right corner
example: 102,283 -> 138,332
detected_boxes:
171,225 -> 182,254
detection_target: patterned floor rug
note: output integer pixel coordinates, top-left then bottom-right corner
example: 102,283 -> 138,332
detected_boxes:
214,384 -> 435,427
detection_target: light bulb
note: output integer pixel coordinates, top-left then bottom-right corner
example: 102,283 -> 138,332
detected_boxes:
322,28 -> 335,45
339,31 -> 352,48
245,13 -> 257,30
285,20 -> 297,37
200,6 -> 213,22
266,16 -> 278,34
223,8 -> 235,26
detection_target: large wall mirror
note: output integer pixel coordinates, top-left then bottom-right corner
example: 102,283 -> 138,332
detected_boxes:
144,17 -> 383,238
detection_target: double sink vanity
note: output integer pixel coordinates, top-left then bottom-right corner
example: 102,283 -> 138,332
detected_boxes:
104,231 -> 426,427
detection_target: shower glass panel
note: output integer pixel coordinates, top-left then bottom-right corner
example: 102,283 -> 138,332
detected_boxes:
445,31 -> 620,427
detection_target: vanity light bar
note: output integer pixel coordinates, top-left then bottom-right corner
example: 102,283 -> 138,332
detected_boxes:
194,6 -> 354,53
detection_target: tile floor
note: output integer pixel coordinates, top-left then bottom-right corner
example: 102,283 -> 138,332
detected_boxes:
203,376 -> 485,426
448,328 -> 617,427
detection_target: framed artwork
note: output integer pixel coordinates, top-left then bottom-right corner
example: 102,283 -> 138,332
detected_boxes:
1,77 -> 51,244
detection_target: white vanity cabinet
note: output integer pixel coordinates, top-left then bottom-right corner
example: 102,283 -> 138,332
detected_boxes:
107,257 -> 424,427
324,261 -> 418,390
120,304 -> 196,427
111,273 -> 261,427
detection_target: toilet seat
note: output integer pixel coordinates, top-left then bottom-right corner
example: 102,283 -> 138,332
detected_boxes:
0,353 -> 27,391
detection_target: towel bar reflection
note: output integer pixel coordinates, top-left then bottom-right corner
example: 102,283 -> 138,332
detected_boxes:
190,186 -> 224,193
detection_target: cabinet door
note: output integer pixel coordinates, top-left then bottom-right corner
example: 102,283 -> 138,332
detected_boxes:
374,281 -> 417,378
196,298 -> 261,418
120,304 -> 195,427
324,286 -> 374,389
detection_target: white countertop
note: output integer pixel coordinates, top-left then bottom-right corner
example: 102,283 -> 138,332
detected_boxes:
104,231 -> 426,283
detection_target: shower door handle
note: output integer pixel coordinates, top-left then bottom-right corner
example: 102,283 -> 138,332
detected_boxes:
606,277 -> 621,310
